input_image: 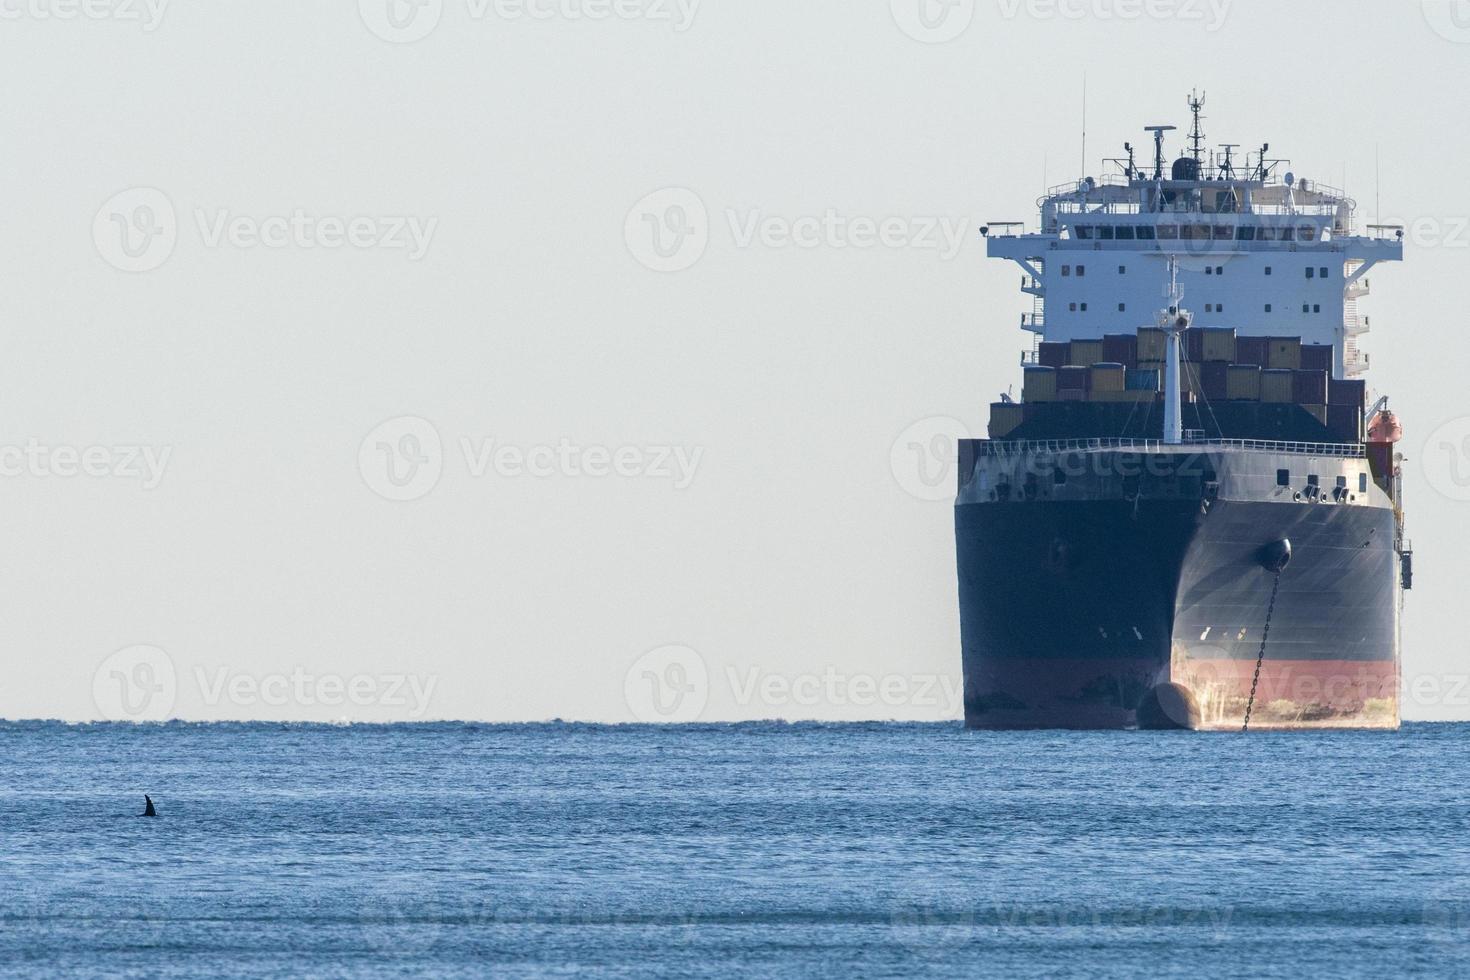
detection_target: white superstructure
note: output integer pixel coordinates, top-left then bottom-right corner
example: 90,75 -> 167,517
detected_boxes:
984,102 -> 1403,380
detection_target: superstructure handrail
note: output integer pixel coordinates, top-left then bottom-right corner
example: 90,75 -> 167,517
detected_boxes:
977,437 -> 1366,459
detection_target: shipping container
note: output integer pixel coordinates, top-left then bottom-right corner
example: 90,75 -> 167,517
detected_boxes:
1137,327 -> 1165,362
1261,368 -> 1294,403
1267,336 -> 1302,370
1102,334 -> 1138,368
1329,378 -> 1367,409
1070,339 -> 1104,367
1327,403 -> 1364,444
989,402 -> 1026,439
1058,365 -> 1090,391
1200,360 -> 1229,401
1226,364 -> 1261,400
1235,335 -> 1270,367
1300,344 -> 1334,372
1090,362 -> 1126,394
1293,369 -> 1328,405
1125,368 -> 1160,391
1091,390 -> 1157,403
1038,342 -> 1069,369
1022,365 -> 1057,402
1182,328 -> 1205,362
1202,327 -> 1237,363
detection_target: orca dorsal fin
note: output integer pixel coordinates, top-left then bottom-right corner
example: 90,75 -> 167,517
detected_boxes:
142,795 -> 157,817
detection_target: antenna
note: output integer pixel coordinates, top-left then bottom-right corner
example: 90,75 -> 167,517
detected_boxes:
1218,144 -> 1239,181
1187,89 -> 1207,164
1144,125 -> 1177,181
1080,73 -> 1087,179
1375,143 -> 1381,228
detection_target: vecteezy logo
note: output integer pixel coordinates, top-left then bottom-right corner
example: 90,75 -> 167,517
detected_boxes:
624,645 -> 709,722
624,188 -> 708,273
92,645 -> 177,721
359,0 -> 443,43
890,416 -> 973,502
1424,0 -> 1470,43
890,0 -> 974,43
92,188 -> 177,272
1422,416 -> 1470,502
358,416 -> 444,501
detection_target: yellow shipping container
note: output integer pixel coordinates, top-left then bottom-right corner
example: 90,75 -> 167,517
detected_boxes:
1268,337 -> 1302,370
1137,328 -> 1165,361
1226,364 -> 1261,400
1070,340 -> 1104,366
1022,366 -> 1057,402
989,402 -> 1025,439
1202,327 -> 1237,363
1090,363 -> 1126,393
1261,368 -> 1294,403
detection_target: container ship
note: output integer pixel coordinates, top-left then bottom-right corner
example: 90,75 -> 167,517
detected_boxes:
956,96 -> 1411,730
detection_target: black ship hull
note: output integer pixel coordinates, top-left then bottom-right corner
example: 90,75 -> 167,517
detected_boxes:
955,444 -> 1401,730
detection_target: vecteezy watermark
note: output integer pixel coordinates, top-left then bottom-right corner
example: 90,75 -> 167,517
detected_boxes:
624,644 -> 709,722
359,0 -> 700,43
890,0 -> 975,43
91,644 -> 439,720
625,188 -> 973,272
622,644 -> 967,722
193,666 -> 437,717
358,416 -> 705,501
0,0 -> 169,30
93,187 -> 438,272
93,188 -> 177,273
93,645 -> 178,721
624,188 -> 708,273
726,666 -> 962,713
358,416 -> 445,502
1423,0 -> 1470,43
890,416 -> 974,502
0,440 -> 171,489
995,0 -> 1231,30
1420,416 -> 1470,502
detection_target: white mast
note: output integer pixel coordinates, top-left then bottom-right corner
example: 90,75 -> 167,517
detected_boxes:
1159,256 -> 1190,446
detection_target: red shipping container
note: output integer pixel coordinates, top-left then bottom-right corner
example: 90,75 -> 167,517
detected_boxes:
1235,336 -> 1270,367
1292,369 -> 1328,404
1038,342 -> 1069,369
1329,378 -> 1366,408
1301,344 -> 1334,372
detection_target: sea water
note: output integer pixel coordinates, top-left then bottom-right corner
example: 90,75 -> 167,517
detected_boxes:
2,721 -> 1468,977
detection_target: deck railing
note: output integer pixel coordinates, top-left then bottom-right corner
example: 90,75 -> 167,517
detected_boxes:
976,437 -> 1365,459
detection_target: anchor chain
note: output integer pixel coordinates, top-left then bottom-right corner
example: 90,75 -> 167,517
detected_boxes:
1241,570 -> 1282,733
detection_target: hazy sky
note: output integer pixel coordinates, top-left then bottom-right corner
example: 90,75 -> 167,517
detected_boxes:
3,0 -> 1468,722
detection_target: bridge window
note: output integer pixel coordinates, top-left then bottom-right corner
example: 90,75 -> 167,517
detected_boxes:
1076,265 -> 1086,276
1237,227 -> 1257,241
1265,304 -> 1272,313
1118,303 -> 1126,312
1080,303 -> 1088,311
1206,267 -> 1214,275
1118,265 -> 1126,274
1181,224 -> 1211,240
1214,226 -> 1233,240
1320,266 -> 1329,278
1115,226 -> 1136,240
1062,265 -> 1071,276
1099,226 -> 1115,240
1265,266 -> 1273,275
1070,303 -> 1078,311
1306,268 -> 1315,279
1136,226 -> 1156,240
1158,225 -> 1179,240
1314,304 -> 1321,313
1073,226 -> 1094,240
